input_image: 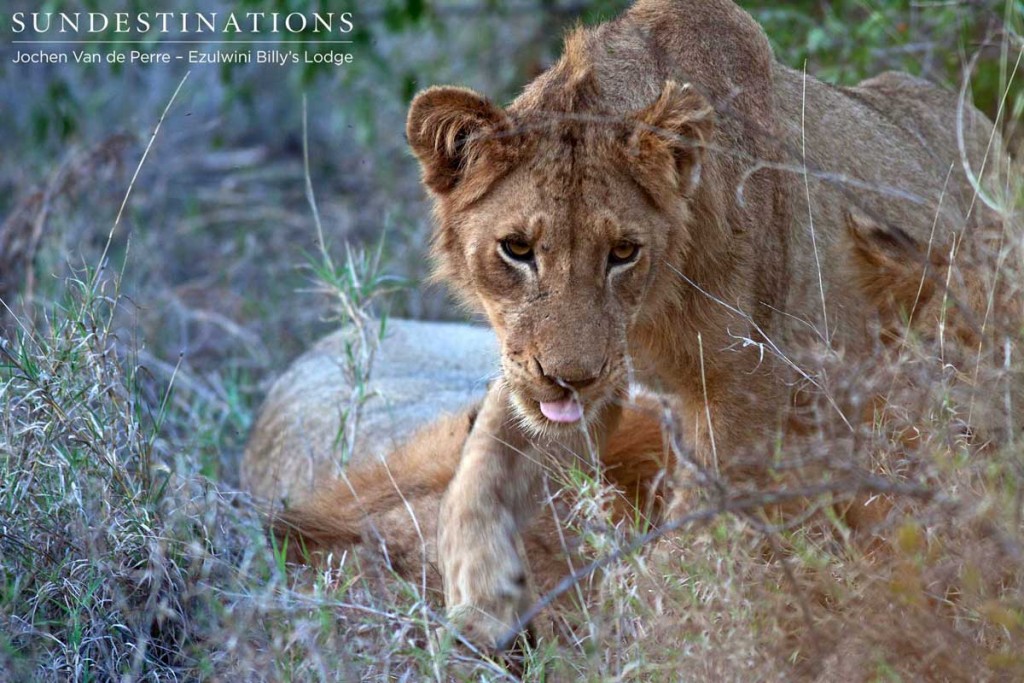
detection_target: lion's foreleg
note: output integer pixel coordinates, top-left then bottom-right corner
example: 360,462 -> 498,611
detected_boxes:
664,341 -> 789,516
438,381 -> 619,648
438,383 -> 544,647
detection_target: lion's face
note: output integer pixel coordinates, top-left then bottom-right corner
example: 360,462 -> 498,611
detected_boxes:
406,82 -> 713,433
458,151 -> 676,430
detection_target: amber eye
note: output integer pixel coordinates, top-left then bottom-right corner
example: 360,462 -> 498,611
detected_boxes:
500,238 -> 534,263
609,242 -> 639,265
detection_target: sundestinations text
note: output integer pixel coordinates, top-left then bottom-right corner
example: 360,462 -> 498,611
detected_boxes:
10,12 -> 354,35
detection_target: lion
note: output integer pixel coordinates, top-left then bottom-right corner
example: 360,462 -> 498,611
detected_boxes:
251,211 -> 1014,618
251,207 -> 1017,651
248,0 -> 1008,649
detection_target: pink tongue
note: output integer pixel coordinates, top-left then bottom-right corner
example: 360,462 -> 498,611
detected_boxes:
539,398 -> 583,423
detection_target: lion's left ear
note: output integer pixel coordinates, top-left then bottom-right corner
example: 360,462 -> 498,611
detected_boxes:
625,81 -> 714,199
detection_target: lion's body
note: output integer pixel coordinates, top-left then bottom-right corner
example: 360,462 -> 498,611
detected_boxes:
245,0 -> 1009,650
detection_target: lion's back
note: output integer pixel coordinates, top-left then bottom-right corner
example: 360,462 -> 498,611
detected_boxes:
771,63 -> 1004,352
851,71 -> 1004,208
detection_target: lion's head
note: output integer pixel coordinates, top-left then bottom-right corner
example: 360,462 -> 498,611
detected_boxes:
406,72 -> 715,433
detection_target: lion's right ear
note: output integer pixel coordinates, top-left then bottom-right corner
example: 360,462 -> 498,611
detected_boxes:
406,86 -> 511,195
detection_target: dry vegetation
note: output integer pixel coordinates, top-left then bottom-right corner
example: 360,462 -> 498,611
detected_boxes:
1,1 -> 1023,681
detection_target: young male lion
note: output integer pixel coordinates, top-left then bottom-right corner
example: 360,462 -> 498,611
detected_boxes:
263,0 -> 1008,649
392,0 -> 1006,646
264,205 -> 1017,644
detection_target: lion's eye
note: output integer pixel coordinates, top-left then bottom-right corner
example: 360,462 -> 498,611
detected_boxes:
609,242 -> 639,266
500,238 -> 534,263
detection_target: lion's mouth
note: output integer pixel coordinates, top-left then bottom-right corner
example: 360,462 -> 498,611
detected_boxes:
508,388 -> 594,431
538,397 -> 583,423
507,371 -> 625,430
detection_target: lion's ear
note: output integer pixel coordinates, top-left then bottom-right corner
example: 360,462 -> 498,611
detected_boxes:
845,206 -> 927,275
626,81 -> 714,198
406,86 -> 510,195
844,206 -> 936,309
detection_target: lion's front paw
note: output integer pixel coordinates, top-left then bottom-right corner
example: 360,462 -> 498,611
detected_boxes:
442,546 -> 532,650
446,602 -> 520,651
665,467 -> 699,523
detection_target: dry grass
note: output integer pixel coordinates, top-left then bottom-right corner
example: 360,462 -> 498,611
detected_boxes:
3,137 -> 1022,683
0,266 -> 453,680
3,172 -> 1022,680
1,4 -> 1023,681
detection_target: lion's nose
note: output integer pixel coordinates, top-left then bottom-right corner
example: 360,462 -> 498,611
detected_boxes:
533,357 -> 603,391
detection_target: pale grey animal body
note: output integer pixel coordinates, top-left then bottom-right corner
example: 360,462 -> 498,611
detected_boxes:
242,319 -> 496,503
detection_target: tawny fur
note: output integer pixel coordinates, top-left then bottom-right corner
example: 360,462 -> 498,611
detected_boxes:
260,0 -> 1010,649
267,212 -> 1016,638
272,398 -> 670,600
401,0 -> 1008,645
